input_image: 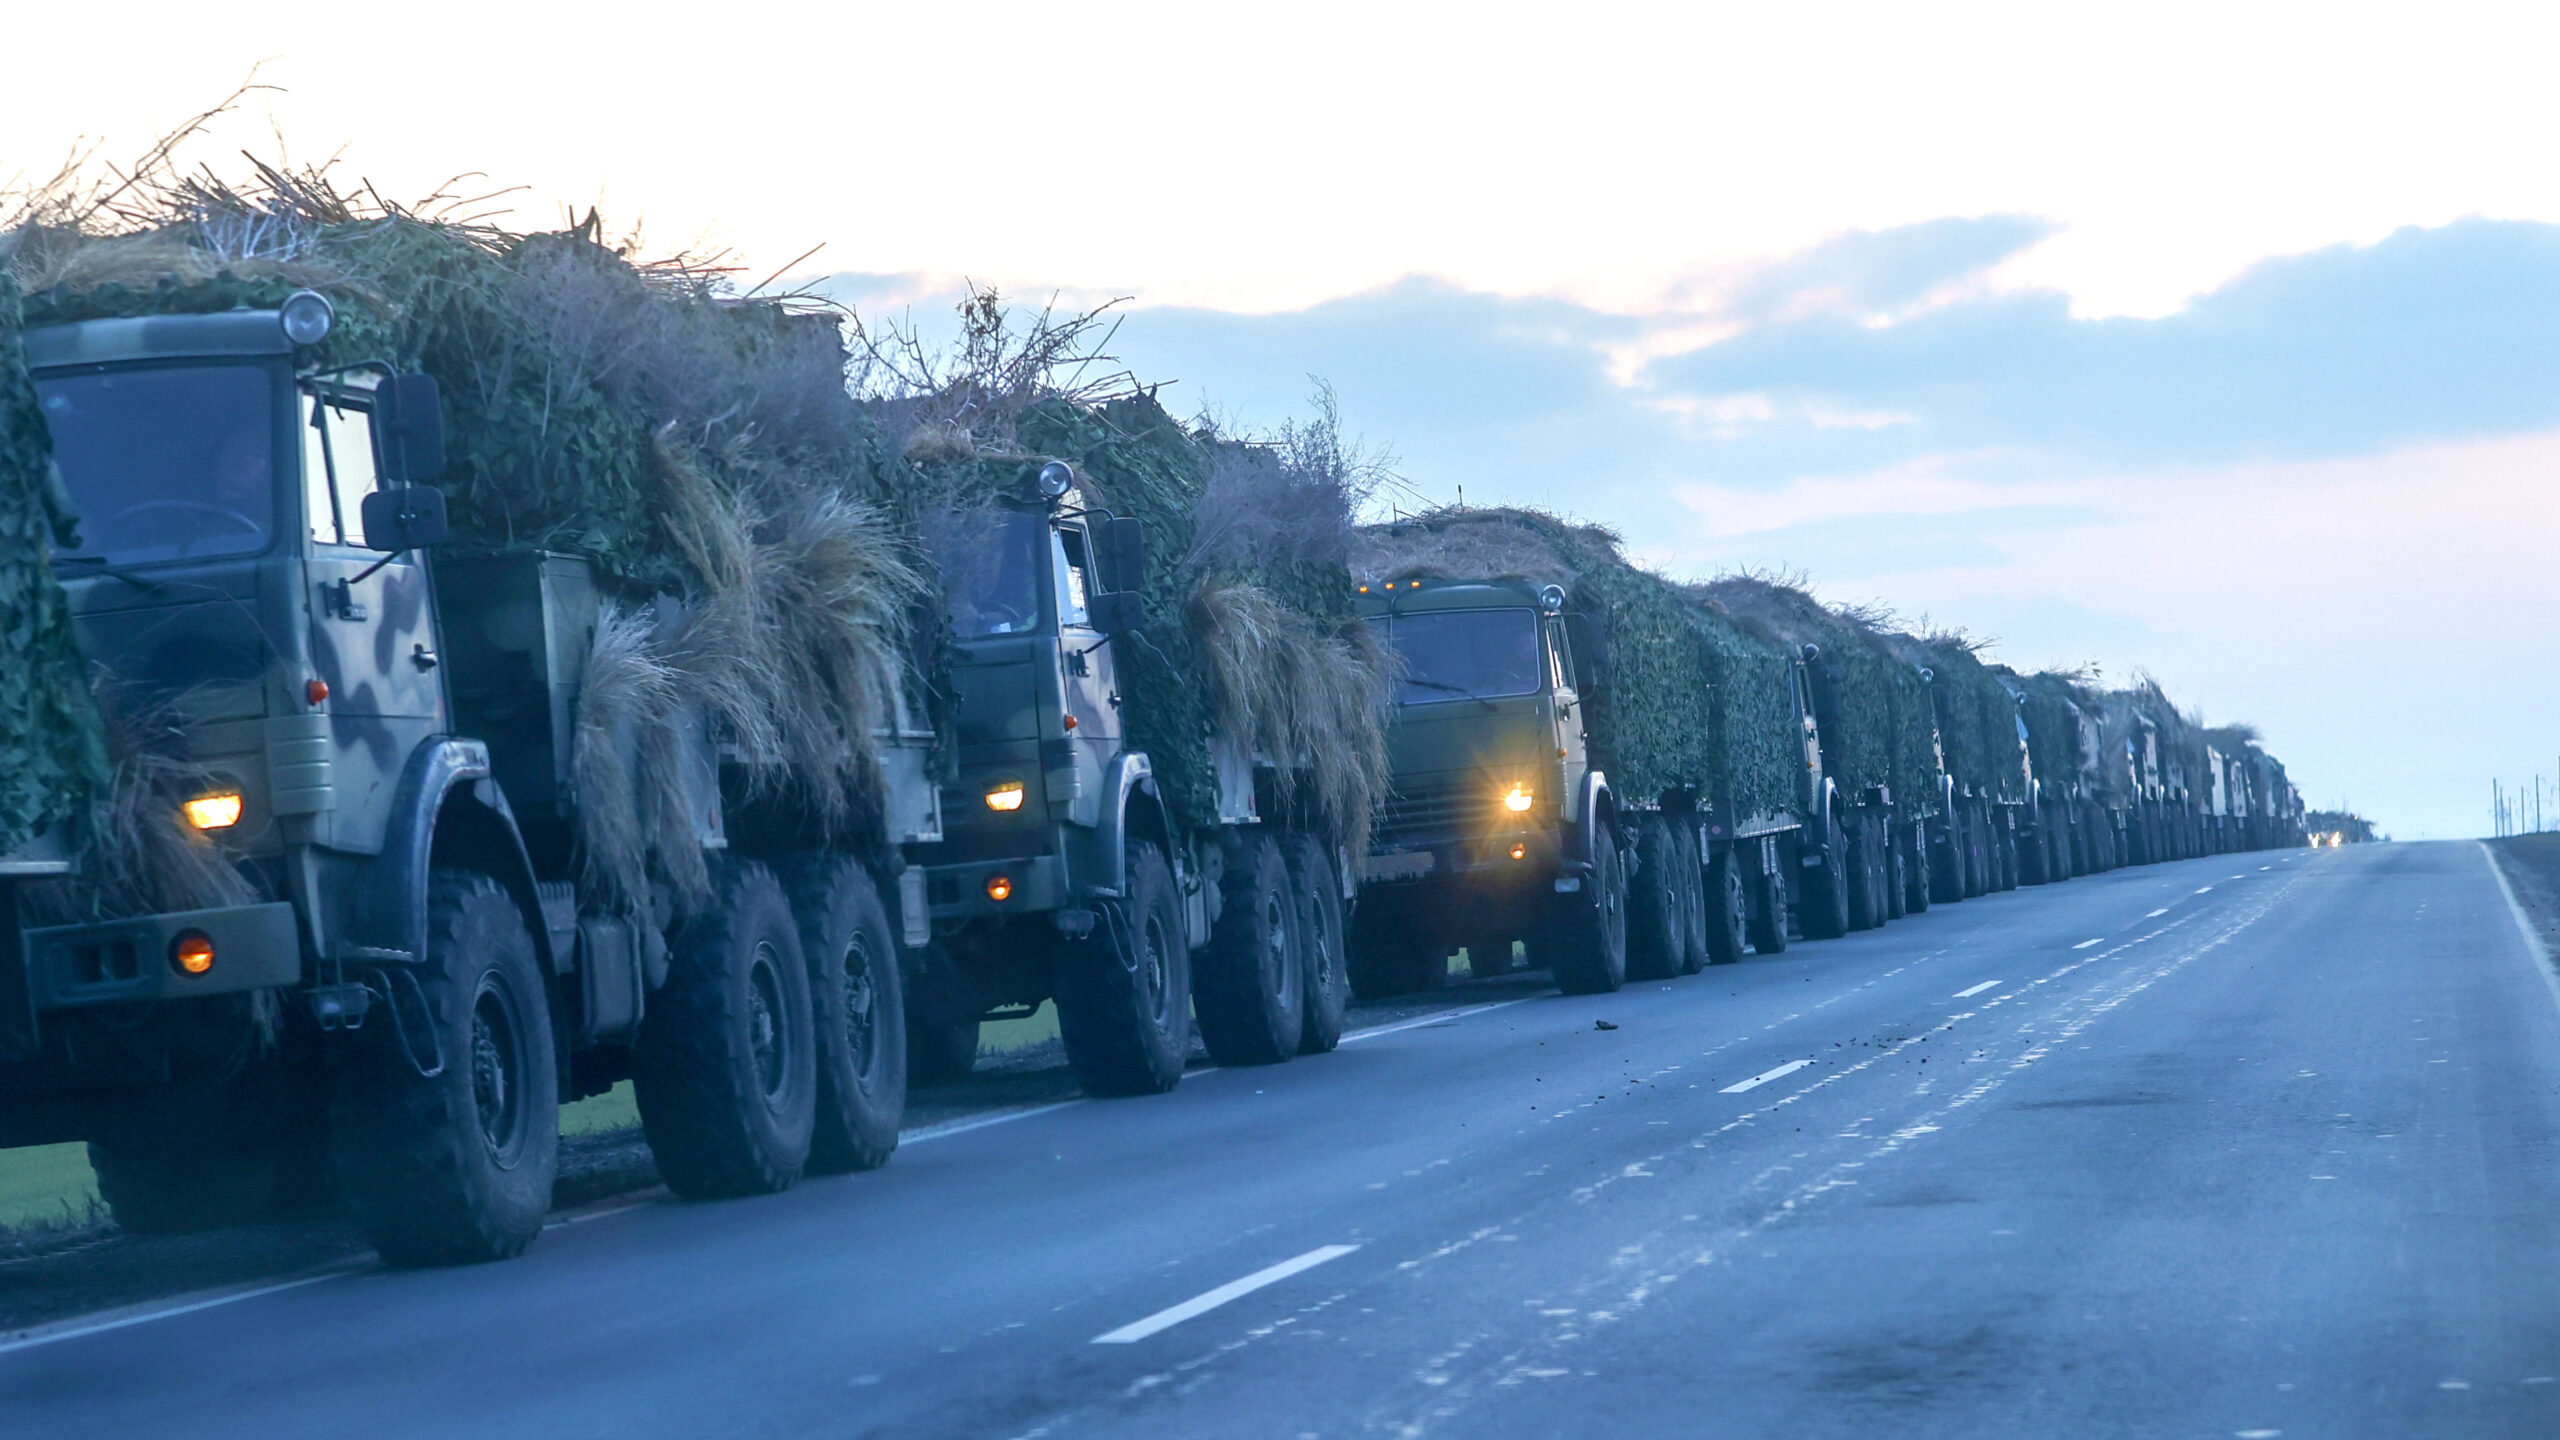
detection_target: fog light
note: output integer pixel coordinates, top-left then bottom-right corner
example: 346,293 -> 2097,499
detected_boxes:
184,791 -> 244,830
1503,784 -> 1533,813
985,874 -> 1014,902
171,930 -> 216,976
985,780 -> 1026,812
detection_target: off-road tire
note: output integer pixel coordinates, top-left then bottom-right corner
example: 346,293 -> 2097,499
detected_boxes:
89,1074 -> 330,1235
1902,824 -> 1932,914
777,854 -> 907,1175
1884,825 -> 1910,921
1675,824 -> 1714,975
1748,843 -> 1791,955
635,859 -> 817,1200
1625,815 -> 1687,981
1056,840 -> 1191,1096
1539,824 -> 1628,995
328,870 -> 557,1266
1348,894 -> 1444,999
1841,817 -> 1883,933
1800,811 -> 1854,941
1703,847 -> 1752,965
1196,832 -> 1306,1066
1286,836 -> 1349,1055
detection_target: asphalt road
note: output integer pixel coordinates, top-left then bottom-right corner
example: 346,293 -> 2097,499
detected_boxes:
8,841 -> 2557,1439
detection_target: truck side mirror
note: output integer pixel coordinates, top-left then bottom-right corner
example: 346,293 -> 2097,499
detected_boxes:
374,373 -> 448,485
360,483 -> 450,552
1088,589 -> 1144,637
1103,516 -> 1146,593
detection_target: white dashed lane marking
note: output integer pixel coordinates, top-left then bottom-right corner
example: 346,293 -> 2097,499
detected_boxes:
1952,980 -> 2001,999
1092,1245 -> 1361,1344
1720,1059 -> 1814,1094
2072,938 -> 2104,949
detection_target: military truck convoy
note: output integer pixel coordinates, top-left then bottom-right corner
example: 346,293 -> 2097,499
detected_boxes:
0,182 -> 2310,1268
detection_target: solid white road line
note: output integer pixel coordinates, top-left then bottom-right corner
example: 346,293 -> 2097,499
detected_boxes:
0,1264 -> 366,1357
1092,1245 -> 1361,1344
2481,840 -> 2560,1019
1720,1059 -> 1814,1094
905,1100 -> 1087,1145
1953,980 -> 2001,999
1339,998 -> 1532,1044
2072,938 -> 2104,949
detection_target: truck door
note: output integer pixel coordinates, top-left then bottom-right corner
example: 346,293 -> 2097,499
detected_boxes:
1544,617 -> 1587,815
1051,523 -> 1117,828
301,383 -> 443,849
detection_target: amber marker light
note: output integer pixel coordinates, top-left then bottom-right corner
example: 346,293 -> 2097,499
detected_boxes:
984,874 -> 1014,902
1511,844 -> 1527,860
984,780 -> 1026,812
171,930 -> 216,976
184,791 -> 244,830
1503,783 -> 1534,813
306,678 -> 330,705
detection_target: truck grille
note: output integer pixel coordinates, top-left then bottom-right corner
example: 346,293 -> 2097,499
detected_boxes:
1379,782 -> 1489,839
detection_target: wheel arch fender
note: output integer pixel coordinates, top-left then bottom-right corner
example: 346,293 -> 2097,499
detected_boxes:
1573,769 -> 1614,866
1095,751 -> 1171,897
363,737 -> 560,981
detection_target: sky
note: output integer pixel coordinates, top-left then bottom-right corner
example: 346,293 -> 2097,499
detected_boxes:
9,1 -> 2556,837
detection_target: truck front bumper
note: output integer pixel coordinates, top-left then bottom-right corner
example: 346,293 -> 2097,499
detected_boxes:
18,902 -> 302,1011
924,854 -> 1072,923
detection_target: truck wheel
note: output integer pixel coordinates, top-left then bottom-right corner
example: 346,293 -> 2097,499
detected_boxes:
1539,824 -> 1628,995
1674,825 -> 1713,975
1843,818 -> 1884,933
1625,816 -> 1686,981
328,870 -> 558,1266
1056,839 -> 1191,1095
1884,825 -> 1909,921
1348,893 -> 1443,998
635,858 -> 817,1199
778,855 -> 907,1175
1287,836 -> 1349,1055
1747,842 -> 1791,955
1800,811 -> 1853,941
1901,824 -> 1932,914
89,1079 -> 329,1235
1702,848 -> 1751,965
1197,832 -> 1306,1066
908,1017 -> 979,1085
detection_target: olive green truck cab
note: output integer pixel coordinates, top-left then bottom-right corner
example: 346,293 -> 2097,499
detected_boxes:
0,299 -> 939,1263
908,466 -> 1352,1095
1348,578 -> 1821,999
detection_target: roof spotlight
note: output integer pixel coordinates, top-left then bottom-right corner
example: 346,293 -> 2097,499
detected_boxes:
1036,462 -> 1075,500
1538,584 -> 1566,615
279,290 -> 335,346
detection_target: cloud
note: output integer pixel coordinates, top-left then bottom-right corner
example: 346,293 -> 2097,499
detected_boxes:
1649,218 -> 2560,473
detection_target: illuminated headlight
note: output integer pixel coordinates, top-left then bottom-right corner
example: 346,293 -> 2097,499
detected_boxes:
184,791 -> 244,830
1502,784 -> 1534,814
984,780 -> 1026,812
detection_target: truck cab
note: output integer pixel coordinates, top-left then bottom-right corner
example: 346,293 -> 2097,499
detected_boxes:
1351,578 -> 1622,995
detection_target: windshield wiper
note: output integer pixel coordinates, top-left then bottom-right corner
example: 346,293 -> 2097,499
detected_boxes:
51,555 -> 170,594
1402,677 -> 1498,711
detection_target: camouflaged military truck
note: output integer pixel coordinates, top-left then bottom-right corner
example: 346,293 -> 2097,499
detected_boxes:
0,296 -> 941,1265
907,462 -> 1354,1096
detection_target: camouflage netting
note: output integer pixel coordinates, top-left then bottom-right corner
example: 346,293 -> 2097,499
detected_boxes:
5,161 -> 916,910
1695,577 -> 1940,816
1351,507 -> 1801,818
0,274 -> 107,857
1886,634 -> 2028,803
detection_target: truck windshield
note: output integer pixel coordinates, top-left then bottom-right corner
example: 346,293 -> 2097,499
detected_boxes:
37,364 -> 278,564
935,509 -> 1047,638
1367,608 -> 1543,705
